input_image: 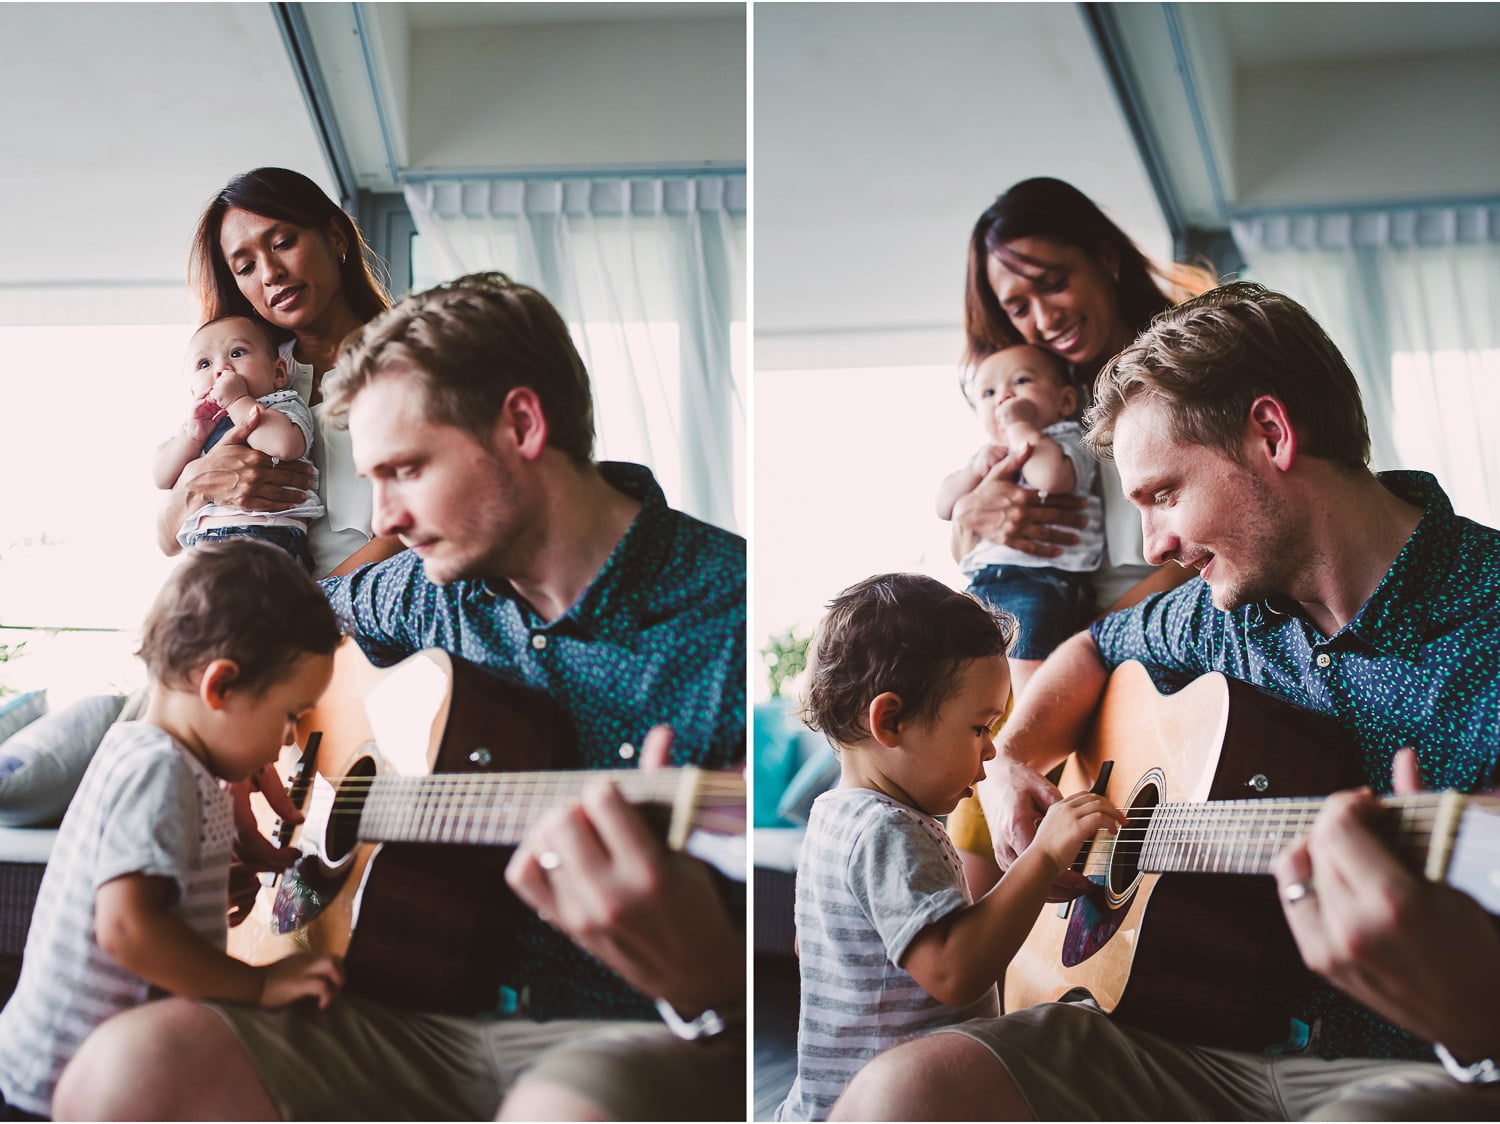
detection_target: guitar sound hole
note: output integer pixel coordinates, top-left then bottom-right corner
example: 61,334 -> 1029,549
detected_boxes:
1107,776 -> 1160,901
327,756 -> 378,863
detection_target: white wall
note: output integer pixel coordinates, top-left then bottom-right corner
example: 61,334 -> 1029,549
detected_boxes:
0,2 -> 330,295
406,15 -> 745,173
1236,51 -> 1500,208
754,2 -> 1170,371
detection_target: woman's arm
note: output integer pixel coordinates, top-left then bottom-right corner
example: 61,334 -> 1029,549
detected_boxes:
1098,563 -> 1193,616
325,535 -> 407,578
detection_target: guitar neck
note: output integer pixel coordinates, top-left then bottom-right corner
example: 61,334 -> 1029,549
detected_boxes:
1129,791 -> 1500,910
346,767 -> 745,851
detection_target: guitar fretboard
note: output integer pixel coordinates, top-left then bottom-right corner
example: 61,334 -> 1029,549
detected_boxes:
333,768 -> 745,847
1081,792 -> 1500,899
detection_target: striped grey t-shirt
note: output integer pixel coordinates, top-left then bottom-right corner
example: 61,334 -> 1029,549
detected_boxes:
776,788 -> 1000,1121
0,722 -> 233,1116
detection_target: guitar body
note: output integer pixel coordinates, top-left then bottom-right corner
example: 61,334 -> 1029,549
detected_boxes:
230,641 -> 572,1013
1005,661 -> 1362,1048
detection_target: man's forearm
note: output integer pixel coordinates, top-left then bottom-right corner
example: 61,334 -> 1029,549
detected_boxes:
996,630 -> 1109,772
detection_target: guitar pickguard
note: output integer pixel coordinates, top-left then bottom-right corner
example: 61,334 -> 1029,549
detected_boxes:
1061,877 -> 1126,966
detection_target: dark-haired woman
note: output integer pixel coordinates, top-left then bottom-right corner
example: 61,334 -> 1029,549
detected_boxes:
158,167 -> 401,578
947,178 -> 1216,895
954,176 -> 1216,607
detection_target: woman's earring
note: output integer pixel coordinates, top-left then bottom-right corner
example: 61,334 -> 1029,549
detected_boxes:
340,252 -> 348,266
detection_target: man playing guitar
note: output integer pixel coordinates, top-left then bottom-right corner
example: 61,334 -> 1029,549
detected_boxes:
834,283 -> 1500,1120
57,272 -> 746,1122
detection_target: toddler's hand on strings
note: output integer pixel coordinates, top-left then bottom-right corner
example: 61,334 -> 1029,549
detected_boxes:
1031,790 -> 1125,874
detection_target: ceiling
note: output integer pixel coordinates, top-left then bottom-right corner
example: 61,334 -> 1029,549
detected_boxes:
0,1 -> 745,309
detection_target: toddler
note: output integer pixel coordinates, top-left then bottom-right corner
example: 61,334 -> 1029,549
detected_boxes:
0,540 -> 344,1118
774,573 -> 1122,1121
154,314 -> 324,571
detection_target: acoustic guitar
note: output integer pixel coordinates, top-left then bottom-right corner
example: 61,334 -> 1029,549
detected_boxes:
1005,659 -> 1500,1049
229,640 -> 746,1013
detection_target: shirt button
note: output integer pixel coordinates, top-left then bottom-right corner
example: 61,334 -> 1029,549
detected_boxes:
531,634 -> 548,651
619,743 -> 636,761
1315,652 -> 1332,668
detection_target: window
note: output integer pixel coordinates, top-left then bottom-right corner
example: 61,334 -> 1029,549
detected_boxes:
753,364 -> 975,698
1390,348 -> 1500,527
0,321 -> 193,701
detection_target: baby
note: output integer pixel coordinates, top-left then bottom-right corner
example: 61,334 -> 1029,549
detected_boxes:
0,539 -> 344,1117
936,343 -> 1104,698
153,315 -> 324,571
774,573 -> 1122,1121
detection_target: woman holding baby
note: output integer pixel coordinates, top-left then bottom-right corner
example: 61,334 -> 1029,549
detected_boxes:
945,177 -> 1216,892
156,166 -> 403,579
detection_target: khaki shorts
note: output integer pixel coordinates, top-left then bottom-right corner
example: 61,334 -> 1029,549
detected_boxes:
938,1002 -> 1500,1120
211,993 -> 744,1121
947,793 -> 992,855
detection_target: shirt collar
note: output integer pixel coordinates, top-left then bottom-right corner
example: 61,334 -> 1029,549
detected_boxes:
469,462 -> 670,645
1245,470 -> 1449,658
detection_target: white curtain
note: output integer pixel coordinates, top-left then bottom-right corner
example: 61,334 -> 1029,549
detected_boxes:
404,176 -> 747,534
1234,204 -> 1500,525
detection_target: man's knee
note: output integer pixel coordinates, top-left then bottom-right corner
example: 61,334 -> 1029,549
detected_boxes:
831,1032 -> 1029,1122
496,1077 -> 608,1122
54,999 -> 266,1121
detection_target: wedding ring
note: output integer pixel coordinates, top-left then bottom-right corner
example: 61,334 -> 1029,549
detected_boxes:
1283,880 -> 1314,905
537,850 -> 562,872
270,456 -> 281,467
1037,490 -> 1050,505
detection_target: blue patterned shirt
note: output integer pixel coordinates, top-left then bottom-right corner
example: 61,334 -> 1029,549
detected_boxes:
321,461 -> 745,1018
1091,471 -> 1500,1060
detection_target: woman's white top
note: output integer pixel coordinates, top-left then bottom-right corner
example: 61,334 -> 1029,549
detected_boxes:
281,339 -> 374,575
1094,457 -> 1153,607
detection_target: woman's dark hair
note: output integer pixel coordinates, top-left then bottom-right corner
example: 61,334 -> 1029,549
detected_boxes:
189,167 -> 392,326
962,177 -> 1216,371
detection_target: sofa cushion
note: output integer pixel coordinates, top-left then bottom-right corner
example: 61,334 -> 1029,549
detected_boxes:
0,695 -> 127,827
0,692 -> 46,749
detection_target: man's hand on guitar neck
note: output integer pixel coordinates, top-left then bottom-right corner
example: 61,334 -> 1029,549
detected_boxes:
504,725 -> 744,1022
225,763 -> 303,926
1275,748 -> 1500,1065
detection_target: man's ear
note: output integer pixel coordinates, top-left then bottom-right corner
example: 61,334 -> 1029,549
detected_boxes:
1245,395 -> 1297,471
866,692 -> 905,748
198,658 -> 241,711
493,387 -> 550,462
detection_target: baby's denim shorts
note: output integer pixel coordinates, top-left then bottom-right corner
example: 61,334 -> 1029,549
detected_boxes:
966,564 -> 1095,660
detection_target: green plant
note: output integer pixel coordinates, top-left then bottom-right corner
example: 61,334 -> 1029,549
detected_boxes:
760,626 -> 810,699
0,636 -> 25,698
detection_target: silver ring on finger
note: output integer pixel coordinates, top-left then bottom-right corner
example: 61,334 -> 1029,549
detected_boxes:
1283,880 -> 1315,905
537,850 -> 562,872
